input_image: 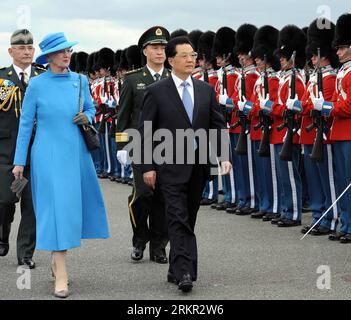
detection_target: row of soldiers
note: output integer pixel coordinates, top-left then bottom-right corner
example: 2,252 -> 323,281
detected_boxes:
70,13 -> 351,248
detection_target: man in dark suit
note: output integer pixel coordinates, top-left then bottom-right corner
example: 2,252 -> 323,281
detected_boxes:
139,36 -> 232,292
116,26 -> 171,264
0,29 -> 45,268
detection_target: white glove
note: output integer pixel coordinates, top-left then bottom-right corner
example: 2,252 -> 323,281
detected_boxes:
238,97 -> 253,116
260,94 -> 273,114
286,94 -> 302,113
219,89 -> 229,105
313,91 -> 325,111
117,150 -> 129,166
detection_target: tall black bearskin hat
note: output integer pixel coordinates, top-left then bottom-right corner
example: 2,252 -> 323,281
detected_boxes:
119,49 -> 129,72
76,51 -> 88,73
69,52 -> 77,71
113,49 -> 122,73
212,27 -> 236,60
250,25 -> 280,71
96,47 -> 115,71
234,23 -> 257,56
333,13 -> 351,48
198,31 -> 216,63
188,30 -> 203,52
306,18 -> 338,68
275,25 -> 307,69
86,52 -> 96,74
93,51 -> 100,72
170,29 -> 188,39
126,45 -> 143,70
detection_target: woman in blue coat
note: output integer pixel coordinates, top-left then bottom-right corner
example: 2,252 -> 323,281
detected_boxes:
12,32 -> 110,298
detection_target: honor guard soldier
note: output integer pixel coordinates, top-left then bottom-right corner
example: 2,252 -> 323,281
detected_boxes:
116,26 -> 171,263
260,25 -> 307,227
300,18 -> 338,236
96,48 -> 116,180
213,27 -> 237,212
0,29 -> 45,268
250,25 -> 281,221
221,24 -> 260,215
313,13 -> 351,243
188,30 -> 203,80
197,31 -> 220,205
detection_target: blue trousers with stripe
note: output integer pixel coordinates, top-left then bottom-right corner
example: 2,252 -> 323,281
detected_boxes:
231,133 -> 258,209
252,140 -> 275,213
202,178 -> 218,200
332,141 -> 351,234
274,144 -> 302,221
303,144 -> 339,230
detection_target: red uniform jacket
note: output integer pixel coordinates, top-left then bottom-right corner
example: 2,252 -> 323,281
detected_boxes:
251,70 -> 280,141
300,67 -> 336,145
270,70 -> 305,144
229,65 -> 259,134
330,61 -> 351,141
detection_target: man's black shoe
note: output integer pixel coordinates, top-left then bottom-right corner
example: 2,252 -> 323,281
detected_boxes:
340,233 -> 351,243
251,211 -> 265,219
216,202 -> 233,211
200,198 -> 217,206
150,255 -> 168,264
301,225 -> 315,234
226,206 -> 239,214
310,226 -> 330,236
18,258 -> 36,269
178,274 -> 193,293
0,242 -> 9,257
328,231 -> 346,241
235,207 -> 257,216
131,246 -> 145,261
277,219 -> 301,227
262,213 -> 278,221
167,272 -> 178,285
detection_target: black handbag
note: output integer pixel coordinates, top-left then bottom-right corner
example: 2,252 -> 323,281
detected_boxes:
78,75 -> 100,151
0,164 -> 19,205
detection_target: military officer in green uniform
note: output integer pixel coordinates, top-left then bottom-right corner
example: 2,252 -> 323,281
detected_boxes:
0,29 -> 45,268
116,26 -> 171,264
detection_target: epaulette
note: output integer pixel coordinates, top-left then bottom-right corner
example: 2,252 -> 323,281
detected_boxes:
32,63 -> 47,71
125,68 -> 143,76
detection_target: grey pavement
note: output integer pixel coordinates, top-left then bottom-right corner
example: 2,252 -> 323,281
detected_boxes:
1,179 -> 351,300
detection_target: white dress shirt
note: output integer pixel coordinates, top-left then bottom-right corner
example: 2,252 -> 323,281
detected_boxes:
13,64 -> 32,81
171,73 -> 194,105
147,65 -> 164,81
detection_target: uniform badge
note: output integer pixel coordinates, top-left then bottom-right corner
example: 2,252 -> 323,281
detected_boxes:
137,83 -> 146,90
156,28 -> 163,36
0,79 -> 17,111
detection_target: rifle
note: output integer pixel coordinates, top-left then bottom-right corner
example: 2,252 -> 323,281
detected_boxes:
233,67 -> 249,155
97,77 -> 109,134
219,65 -> 230,121
305,47 -> 325,163
277,51 -> 297,161
254,55 -> 272,157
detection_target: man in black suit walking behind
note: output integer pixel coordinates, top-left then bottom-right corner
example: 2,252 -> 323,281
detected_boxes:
139,36 -> 232,292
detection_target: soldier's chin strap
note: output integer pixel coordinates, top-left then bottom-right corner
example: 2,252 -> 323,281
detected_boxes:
301,181 -> 351,240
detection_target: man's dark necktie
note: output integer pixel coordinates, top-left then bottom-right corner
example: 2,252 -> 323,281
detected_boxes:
154,73 -> 161,82
20,72 -> 28,88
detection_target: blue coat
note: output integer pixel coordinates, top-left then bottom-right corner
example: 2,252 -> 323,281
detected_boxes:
14,69 -> 110,251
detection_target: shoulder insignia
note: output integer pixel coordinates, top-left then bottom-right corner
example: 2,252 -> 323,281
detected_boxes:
125,68 -> 143,76
8,71 -> 13,76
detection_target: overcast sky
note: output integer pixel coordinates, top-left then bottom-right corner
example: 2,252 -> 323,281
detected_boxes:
0,0 -> 349,66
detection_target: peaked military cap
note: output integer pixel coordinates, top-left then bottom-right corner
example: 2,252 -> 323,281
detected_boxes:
10,29 -> 33,45
138,26 -> 170,48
